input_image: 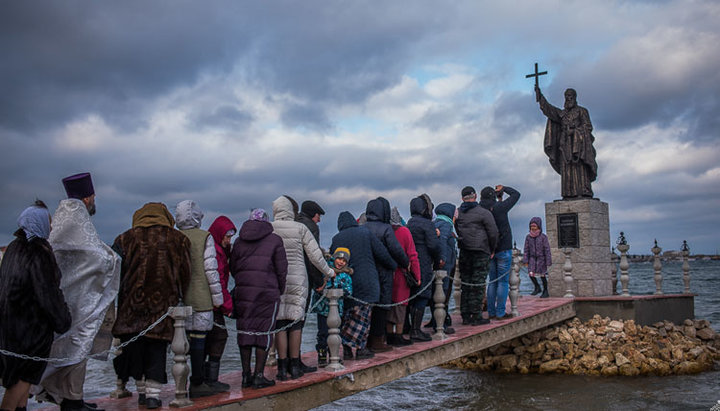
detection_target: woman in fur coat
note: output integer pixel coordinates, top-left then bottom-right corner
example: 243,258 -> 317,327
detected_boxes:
0,201 -> 71,411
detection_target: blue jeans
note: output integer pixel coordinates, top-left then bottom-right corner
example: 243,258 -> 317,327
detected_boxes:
487,249 -> 512,317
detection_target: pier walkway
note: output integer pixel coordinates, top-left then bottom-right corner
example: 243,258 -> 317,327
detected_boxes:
61,296 -> 575,411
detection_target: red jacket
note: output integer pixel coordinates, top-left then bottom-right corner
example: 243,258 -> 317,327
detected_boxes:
391,226 -> 421,305
209,216 -> 237,316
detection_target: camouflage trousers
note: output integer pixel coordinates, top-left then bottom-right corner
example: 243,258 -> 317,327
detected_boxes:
459,249 -> 490,320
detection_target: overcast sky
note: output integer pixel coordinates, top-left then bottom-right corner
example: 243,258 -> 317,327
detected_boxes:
1,1 -> 719,255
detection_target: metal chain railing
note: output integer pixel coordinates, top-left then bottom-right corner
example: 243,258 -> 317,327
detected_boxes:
458,266 -> 529,287
345,277 -> 434,308
0,308 -> 172,363
214,293 -> 328,336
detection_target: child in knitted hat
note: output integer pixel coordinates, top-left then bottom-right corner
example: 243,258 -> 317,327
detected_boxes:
311,247 -> 353,367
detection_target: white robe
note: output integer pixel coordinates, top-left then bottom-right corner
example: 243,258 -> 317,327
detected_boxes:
47,198 -> 121,367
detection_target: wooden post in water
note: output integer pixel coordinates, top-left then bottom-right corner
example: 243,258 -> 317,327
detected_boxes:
324,288 -> 345,371
509,245 -> 520,317
611,247 -> 618,295
682,240 -> 691,293
651,239 -> 663,295
432,270 -> 447,340
562,248 -> 574,298
169,305 -> 193,408
617,242 -> 630,297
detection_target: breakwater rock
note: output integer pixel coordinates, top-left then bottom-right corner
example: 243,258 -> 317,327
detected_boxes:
446,316 -> 720,376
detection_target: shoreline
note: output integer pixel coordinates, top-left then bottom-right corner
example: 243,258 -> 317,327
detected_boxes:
445,315 -> 720,376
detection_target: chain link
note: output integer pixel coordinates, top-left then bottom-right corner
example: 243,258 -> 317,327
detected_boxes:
455,266 -> 529,287
214,293 -> 328,336
345,276 -> 434,308
0,309 -> 172,363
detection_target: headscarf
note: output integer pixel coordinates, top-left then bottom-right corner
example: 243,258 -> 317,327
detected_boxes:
389,206 -> 404,226
249,208 -> 269,222
175,200 -> 204,230
132,202 -> 175,228
18,205 -> 51,240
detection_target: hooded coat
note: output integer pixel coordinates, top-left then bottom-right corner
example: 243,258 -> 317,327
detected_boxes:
434,203 -> 457,274
391,224 -> 421,305
406,196 -> 442,300
0,230 -> 72,387
364,197 -> 405,305
330,211 -> 395,304
175,200 -> 223,313
296,211 -> 325,291
522,217 -> 552,274
230,219 -> 288,349
271,196 -> 335,321
112,203 -> 192,341
208,216 -> 237,316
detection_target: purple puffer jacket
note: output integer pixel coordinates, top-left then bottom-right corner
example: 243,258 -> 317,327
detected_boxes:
522,217 -> 552,274
230,219 -> 288,349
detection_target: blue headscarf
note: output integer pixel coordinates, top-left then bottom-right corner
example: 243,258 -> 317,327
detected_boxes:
17,205 -> 51,240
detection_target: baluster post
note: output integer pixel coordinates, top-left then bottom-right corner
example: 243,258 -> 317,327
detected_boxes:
562,248 -> 574,298
432,270 -> 448,340
682,240 -> 691,293
651,239 -> 663,295
616,232 -> 630,297
509,245 -> 520,316
324,288 -> 345,371
169,304 -> 193,408
611,247 -> 619,295
452,263 -> 461,314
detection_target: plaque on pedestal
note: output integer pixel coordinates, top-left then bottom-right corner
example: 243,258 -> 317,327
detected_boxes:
545,199 -> 613,297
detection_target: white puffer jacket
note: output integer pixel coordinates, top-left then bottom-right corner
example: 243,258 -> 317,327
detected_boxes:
271,196 -> 335,321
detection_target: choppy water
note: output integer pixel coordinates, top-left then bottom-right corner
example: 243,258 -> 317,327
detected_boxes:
5,261 -> 719,410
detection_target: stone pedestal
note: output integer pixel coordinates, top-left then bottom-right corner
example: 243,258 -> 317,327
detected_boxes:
545,199 -> 613,297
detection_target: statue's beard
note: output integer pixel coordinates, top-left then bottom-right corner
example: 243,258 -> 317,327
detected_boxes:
565,101 -> 576,110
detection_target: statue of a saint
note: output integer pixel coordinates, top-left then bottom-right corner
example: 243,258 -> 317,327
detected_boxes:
535,86 -> 598,199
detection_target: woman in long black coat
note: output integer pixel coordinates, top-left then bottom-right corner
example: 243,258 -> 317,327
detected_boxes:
0,202 -> 71,410
230,209 -> 288,389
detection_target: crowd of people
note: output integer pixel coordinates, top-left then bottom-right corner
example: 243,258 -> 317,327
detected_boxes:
0,172 -> 555,411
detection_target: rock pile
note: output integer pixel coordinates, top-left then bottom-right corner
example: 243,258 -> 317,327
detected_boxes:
446,316 -> 720,376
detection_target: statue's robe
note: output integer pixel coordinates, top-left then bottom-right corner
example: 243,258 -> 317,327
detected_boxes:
39,198 -> 121,400
539,95 -> 598,199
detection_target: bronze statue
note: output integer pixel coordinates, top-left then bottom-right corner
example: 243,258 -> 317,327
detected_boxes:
535,85 -> 598,199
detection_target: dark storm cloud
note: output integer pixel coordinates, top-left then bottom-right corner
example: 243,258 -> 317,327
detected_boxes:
191,105 -> 255,133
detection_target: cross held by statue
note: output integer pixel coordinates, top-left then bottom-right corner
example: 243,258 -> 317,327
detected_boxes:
525,62 -> 547,87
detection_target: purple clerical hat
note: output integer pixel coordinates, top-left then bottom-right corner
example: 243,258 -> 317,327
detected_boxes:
62,172 -> 94,199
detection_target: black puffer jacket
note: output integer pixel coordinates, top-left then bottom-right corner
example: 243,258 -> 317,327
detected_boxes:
296,211 -> 324,290
330,211 -> 395,304
406,196 -> 442,300
364,197 -> 406,306
455,201 -> 498,255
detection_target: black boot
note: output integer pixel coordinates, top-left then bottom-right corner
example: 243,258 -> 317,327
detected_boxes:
276,358 -> 289,381
410,308 -> 431,342
252,373 -> 276,389
343,344 -> 354,360
299,358 -> 317,373
289,358 -> 304,379
205,359 -> 230,391
530,277 -> 541,295
540,276 -> 549,298
241,371 -> 253,388
395,333 -> 413,346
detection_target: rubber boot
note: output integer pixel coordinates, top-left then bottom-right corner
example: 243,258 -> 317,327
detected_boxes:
540,276 -> 549,298
136,378 -> 146,406
343,344 -> 353,360
289,358 -> 304,379
275,358 -> 289,381
205,360 -> 230,392
317,347 -> 328,367
410,308 -> 431,342
530,276 -> 542,296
